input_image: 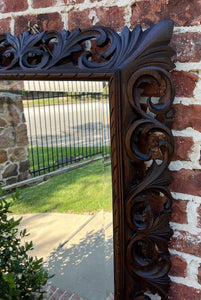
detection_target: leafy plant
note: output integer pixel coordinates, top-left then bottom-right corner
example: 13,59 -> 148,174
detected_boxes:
0,188 -> 51,299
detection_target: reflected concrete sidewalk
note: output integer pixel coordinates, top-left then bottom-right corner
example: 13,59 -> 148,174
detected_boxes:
11,211 -> 113,300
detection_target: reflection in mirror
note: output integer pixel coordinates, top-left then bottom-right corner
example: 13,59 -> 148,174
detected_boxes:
0,80 -> 113,299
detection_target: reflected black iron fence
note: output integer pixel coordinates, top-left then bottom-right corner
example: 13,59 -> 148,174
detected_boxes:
23,81 -> 110,177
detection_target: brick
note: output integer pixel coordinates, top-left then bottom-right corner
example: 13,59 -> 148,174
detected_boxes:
44,285 -> 57,297
144,133 -> 188,162
171,71 -> 198,98
71,294 -> 81,300
171,32 -> 201,63
60,291 -> 74,299
198,264 -> 201,285
68,6 -> 125,31
173,104 -> 201,131
15,13 -> 63,36
170,199 -> 188,224
140,71 -> 198,98
169,229 -> 201,257
32,0 -> 59,9
0,0 -> 28,13
170,169 -> 201,196
65,0 -> 84,3
0,18 -> 11,34
48,287 -> 66,299
197,205 -> 201,228
170,254 -> 187,277
173,136 -> 194,161
141,78 -> 166,98
131,0 -> 201,28
169,282 -> 201,300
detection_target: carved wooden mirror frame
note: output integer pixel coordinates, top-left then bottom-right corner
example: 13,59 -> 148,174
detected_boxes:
0,20 -> 175,300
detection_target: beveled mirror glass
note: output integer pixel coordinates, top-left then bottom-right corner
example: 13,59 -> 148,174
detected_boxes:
1,79 -> 113,300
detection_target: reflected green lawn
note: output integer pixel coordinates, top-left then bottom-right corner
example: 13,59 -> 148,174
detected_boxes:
8,160 -> 112,214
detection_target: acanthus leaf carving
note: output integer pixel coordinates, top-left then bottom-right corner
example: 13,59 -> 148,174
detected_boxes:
123,21 -> 175,299
0,21 -> 175,73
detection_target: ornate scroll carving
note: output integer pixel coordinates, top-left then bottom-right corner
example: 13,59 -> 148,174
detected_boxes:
0,23 -> 174,72
0,20 -> 175,299
121,21 -> 175,299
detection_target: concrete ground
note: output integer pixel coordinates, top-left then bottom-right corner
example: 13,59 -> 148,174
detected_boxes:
12,211 -> 114,300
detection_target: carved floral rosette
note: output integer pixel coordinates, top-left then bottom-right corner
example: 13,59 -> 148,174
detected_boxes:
0,20 -> 175,300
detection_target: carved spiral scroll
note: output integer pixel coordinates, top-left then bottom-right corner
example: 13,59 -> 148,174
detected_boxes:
0,22 -> 175,72
125,66 -> 175,299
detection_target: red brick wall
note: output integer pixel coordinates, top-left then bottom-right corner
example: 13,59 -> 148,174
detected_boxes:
1,0 -> 201,299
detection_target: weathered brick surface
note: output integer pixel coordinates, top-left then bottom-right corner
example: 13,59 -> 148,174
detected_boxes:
0,0 -> 28,13
173,136 -> 194,161
47,287 -> 66,299
32,0 -> 59,9
171,71 -> 198,98
173,104 -> 201,131
169,229 -> 201,257
0,18 -> 11,33
68,9 -> 100,30
170,169 -> 201,197
131,0 -> 201,28
140,78 -> 166,98
15,13 -> 63,35
170,254 -> 187,277
140,70 -> 198,98
71,295 -> 82,300
197,205 -> 201,228
171,32 -> 201,63
169,282 -> 201,300
59,291 -> 74,299
144,134 -> 193,162
68,6 -> 125,31
65,0 -> 84,4
171,199 -> 188,224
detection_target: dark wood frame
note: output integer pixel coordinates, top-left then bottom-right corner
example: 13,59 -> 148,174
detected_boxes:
0,20 -> 175,300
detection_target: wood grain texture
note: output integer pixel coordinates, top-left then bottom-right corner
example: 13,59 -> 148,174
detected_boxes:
0,20 -> 175,299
